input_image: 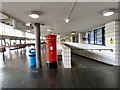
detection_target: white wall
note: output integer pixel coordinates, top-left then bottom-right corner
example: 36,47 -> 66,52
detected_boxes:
64,21 -> 120,66
61,44 -> 71,68
114,21 -> 120,65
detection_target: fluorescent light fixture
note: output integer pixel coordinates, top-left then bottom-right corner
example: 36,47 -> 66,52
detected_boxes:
29,11 -> 40,18
71,31 -> 75,35
47,29 -> 51,32
102,9 -> 115,16
65,18 -> 70,23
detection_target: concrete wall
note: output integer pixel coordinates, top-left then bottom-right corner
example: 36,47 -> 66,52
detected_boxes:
64,21 -> 120,66
105,21 -> 120,65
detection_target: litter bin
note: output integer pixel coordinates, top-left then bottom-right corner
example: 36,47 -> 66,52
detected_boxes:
29,48 -> 36,67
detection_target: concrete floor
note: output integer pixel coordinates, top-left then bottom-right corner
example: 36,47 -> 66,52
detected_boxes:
0,45 -> 119,88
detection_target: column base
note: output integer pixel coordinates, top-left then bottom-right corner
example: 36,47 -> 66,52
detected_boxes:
30,65 -> 36,67
47,62 -> 58,68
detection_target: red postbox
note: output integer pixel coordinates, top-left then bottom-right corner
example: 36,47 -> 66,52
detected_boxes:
45,34 -> 58,68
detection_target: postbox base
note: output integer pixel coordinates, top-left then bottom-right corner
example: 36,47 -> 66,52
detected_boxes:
47,62 -> 58,68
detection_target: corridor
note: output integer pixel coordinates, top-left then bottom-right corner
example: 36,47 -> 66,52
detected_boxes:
0,45 -> 119,88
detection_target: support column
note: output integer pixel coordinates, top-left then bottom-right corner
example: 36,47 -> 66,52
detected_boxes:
4,39 -> 6,46
9,39 -> 11,46
20,40 -> 21,44
78,33 -> 82,44
34,23 -> 42,68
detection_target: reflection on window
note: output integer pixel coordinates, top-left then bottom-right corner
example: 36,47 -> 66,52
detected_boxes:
0,23 -> 22,37
25,32 -> 35,38
72,34 -> 79,43
0,22 -> 35,39
82,27 -> 105,45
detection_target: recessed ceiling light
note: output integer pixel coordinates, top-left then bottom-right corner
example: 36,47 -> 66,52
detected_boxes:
47,29 -> 51,32
102,9 -> 115,16
29,14 -> 39,18
27,30 -> 30,32
29,11 -> 40,18
65,18 -> 70,23
25,22 -> 31,26
71,31 -> 75,35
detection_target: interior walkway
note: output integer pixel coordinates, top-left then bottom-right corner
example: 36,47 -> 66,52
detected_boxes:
0,45 -> 119,88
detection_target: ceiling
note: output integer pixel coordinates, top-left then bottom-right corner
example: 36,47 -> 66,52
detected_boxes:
0,2 -> 119,36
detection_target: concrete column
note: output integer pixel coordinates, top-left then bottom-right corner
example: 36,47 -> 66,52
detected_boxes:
0,39 -> 2,46
70,36 -> 73,42
34,23 -> 42,68
78,33 -> 82,44
9,39 -> 11,46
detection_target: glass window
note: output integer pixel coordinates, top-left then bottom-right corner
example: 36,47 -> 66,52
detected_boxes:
72,34 -> 79,43
90,30 -> 95,44
25,32 -> 35,39
96,27 -> 105,45
82,27 -> 105,46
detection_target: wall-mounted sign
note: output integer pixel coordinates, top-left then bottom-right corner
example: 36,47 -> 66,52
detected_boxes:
110,37 -> 113,44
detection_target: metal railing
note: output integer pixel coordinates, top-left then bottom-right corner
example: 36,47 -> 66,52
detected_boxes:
64,44 -> 113,52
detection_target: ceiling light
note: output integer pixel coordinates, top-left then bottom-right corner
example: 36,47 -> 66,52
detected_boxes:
29,14 -> 39,18
29,11 -> 40,18
65,18 -> 70,23
66,35 -> 68,37
47,29 -> 51,32
27,30 -> 30,32
102,9 -> 115,16
25,22 -> 31,26
71,31 -> 75,35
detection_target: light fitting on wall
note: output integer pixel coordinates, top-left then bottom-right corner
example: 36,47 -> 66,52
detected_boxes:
102,9 -> 115,16
29,11 -> 40,18
71,31 -> 75,35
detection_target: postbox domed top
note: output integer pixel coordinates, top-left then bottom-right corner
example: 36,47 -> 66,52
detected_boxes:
45,34 -> 56,39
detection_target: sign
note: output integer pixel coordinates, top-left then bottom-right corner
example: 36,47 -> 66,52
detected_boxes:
110,37 -> 113,44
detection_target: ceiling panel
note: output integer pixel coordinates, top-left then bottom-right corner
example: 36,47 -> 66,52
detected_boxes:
64,2 -> 118,33
1,2 -> 119,36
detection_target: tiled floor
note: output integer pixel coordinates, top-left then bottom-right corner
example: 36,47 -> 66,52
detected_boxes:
0,45 -> 119,88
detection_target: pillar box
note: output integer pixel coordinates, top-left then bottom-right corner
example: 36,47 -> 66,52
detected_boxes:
45,34 -> 58,68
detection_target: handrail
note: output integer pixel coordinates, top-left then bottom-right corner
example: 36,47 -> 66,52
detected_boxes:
71,49 -> 113,52
64,44 -> 113,52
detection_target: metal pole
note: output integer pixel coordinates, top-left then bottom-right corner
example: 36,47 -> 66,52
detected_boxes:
20,40 -> 21,44
34,23 -> 42,68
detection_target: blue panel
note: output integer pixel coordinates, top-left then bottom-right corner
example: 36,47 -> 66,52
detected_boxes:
90,31 -> 94,44
96,28 -> 103,45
